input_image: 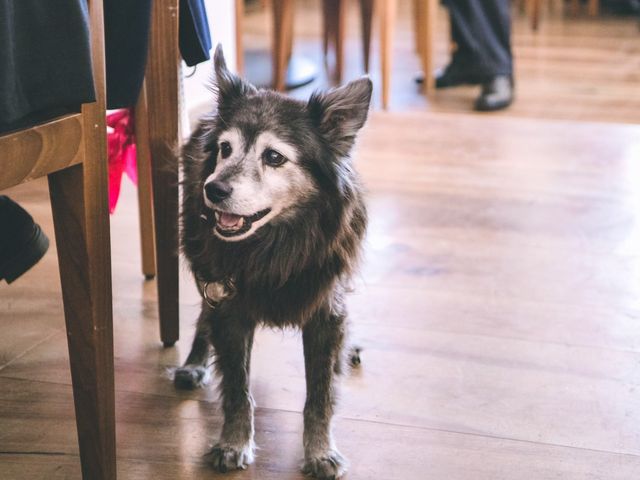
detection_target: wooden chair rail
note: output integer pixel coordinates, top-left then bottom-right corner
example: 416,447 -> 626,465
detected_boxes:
0,114 -> 84,190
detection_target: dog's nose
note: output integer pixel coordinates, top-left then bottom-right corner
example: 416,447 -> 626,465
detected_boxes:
205,181 -> 233,203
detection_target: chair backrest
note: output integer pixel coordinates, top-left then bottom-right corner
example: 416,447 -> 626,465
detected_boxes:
0,0 -> 106,192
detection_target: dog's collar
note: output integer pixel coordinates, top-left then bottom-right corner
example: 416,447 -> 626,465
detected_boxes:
196,276 -> 236,309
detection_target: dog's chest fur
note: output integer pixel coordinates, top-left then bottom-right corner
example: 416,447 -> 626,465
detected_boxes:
183,176 -> 367,328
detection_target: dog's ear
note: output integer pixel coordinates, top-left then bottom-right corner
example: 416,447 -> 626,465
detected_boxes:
213,44 -> 257,106
307,77 -> 373,157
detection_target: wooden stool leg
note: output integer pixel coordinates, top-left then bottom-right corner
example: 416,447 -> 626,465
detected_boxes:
587,0 -> 599,16
360,0 -> 375,73
49,163 -> 116,480
272,0 -> 295,91
380,0 -> 397,109
134,82 -> 157,280
416,0 -> 436,95
147,0 -> 180,347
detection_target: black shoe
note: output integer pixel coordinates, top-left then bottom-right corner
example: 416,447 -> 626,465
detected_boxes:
475,76 -> 514,112
415,63 -> 484,88
0,196 -> 50,284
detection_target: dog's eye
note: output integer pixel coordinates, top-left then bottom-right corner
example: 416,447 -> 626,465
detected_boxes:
220,141 -> 232,159
262,149 -> 287,167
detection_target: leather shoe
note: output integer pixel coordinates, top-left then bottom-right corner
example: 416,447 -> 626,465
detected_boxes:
475,76 -> 514,111
0,196 -> 49,284
415,62 -> 484,89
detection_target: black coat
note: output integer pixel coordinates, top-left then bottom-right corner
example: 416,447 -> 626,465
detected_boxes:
0,0 -> 95,133
0,0 -> 212,132
105,0 -> 212,109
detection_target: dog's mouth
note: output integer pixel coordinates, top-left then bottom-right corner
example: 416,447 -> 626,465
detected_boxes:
213,208 -> 271,237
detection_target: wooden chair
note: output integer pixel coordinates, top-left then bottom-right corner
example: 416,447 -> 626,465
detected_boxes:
134,0 -> 181,347
322,0 -> 438,109
0,0 -> 116,478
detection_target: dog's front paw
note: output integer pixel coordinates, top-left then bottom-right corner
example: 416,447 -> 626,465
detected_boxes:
205,442 -> 255,473
173,365 -> 209,390
303,450 -> 348,479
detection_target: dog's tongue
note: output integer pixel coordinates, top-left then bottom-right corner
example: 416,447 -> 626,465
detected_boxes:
219,212 -> 242,227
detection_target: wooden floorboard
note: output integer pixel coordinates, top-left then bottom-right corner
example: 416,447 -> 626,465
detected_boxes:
2,3 -> 640,479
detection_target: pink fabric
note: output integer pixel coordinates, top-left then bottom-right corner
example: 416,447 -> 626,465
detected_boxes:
107,108 -> 138,213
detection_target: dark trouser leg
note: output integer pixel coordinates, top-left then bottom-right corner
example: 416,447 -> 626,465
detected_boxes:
205,307 -> 256,472
302,307 -> 347,479
444,0 -> 513,79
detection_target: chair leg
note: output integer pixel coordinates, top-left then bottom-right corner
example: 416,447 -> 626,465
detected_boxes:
235,0 -> 245,74
529,0 -> 542,31
360,0 -> 374,73
570,0 -> 580,15
147,0 -> 180,347
416,0 -> 436,95
322,0 -> 334,64
134,82 -> 157,280
49,163 -> 116,480
272,0 -> 295,91
587,0 -> 599,16
380,0 -> 397,109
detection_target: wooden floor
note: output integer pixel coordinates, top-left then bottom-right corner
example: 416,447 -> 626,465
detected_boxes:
2,3 -> 640,480
242,0 -> 640,123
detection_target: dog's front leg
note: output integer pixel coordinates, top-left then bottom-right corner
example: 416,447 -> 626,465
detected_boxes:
205,309 -> 256,472
302,308 -> 347,479
174,301 -> 213,390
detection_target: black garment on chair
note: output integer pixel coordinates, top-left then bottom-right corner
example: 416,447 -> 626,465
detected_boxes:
0,0 -> 95,133
104,0 -> 153,109
444,0 -> 513,80
180,0 -> 212,67
104,0 -> 211,108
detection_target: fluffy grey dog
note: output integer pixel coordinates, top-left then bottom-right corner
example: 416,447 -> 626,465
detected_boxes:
175,45 -> 371,480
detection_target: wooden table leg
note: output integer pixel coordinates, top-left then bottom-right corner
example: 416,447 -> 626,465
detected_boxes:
380,0 -> 397,109
587,0 -> 599,17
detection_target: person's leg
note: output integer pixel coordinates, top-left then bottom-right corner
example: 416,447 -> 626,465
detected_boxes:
443,0 -> 514,111
445,0 -> 512,80
0,196 -> 50,283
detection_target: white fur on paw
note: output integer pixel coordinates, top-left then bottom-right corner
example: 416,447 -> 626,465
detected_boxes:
172,365 -> 210,390
302,450 -> 348,480
205,442 -> 255,473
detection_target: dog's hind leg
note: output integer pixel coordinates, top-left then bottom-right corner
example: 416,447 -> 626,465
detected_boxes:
302,304 -> 348,480
205,308 -> 256,472
174,303 -> 213,390
348,345 -> 362,368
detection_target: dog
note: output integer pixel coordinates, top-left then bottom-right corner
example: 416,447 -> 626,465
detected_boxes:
174,45 -> 371,479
